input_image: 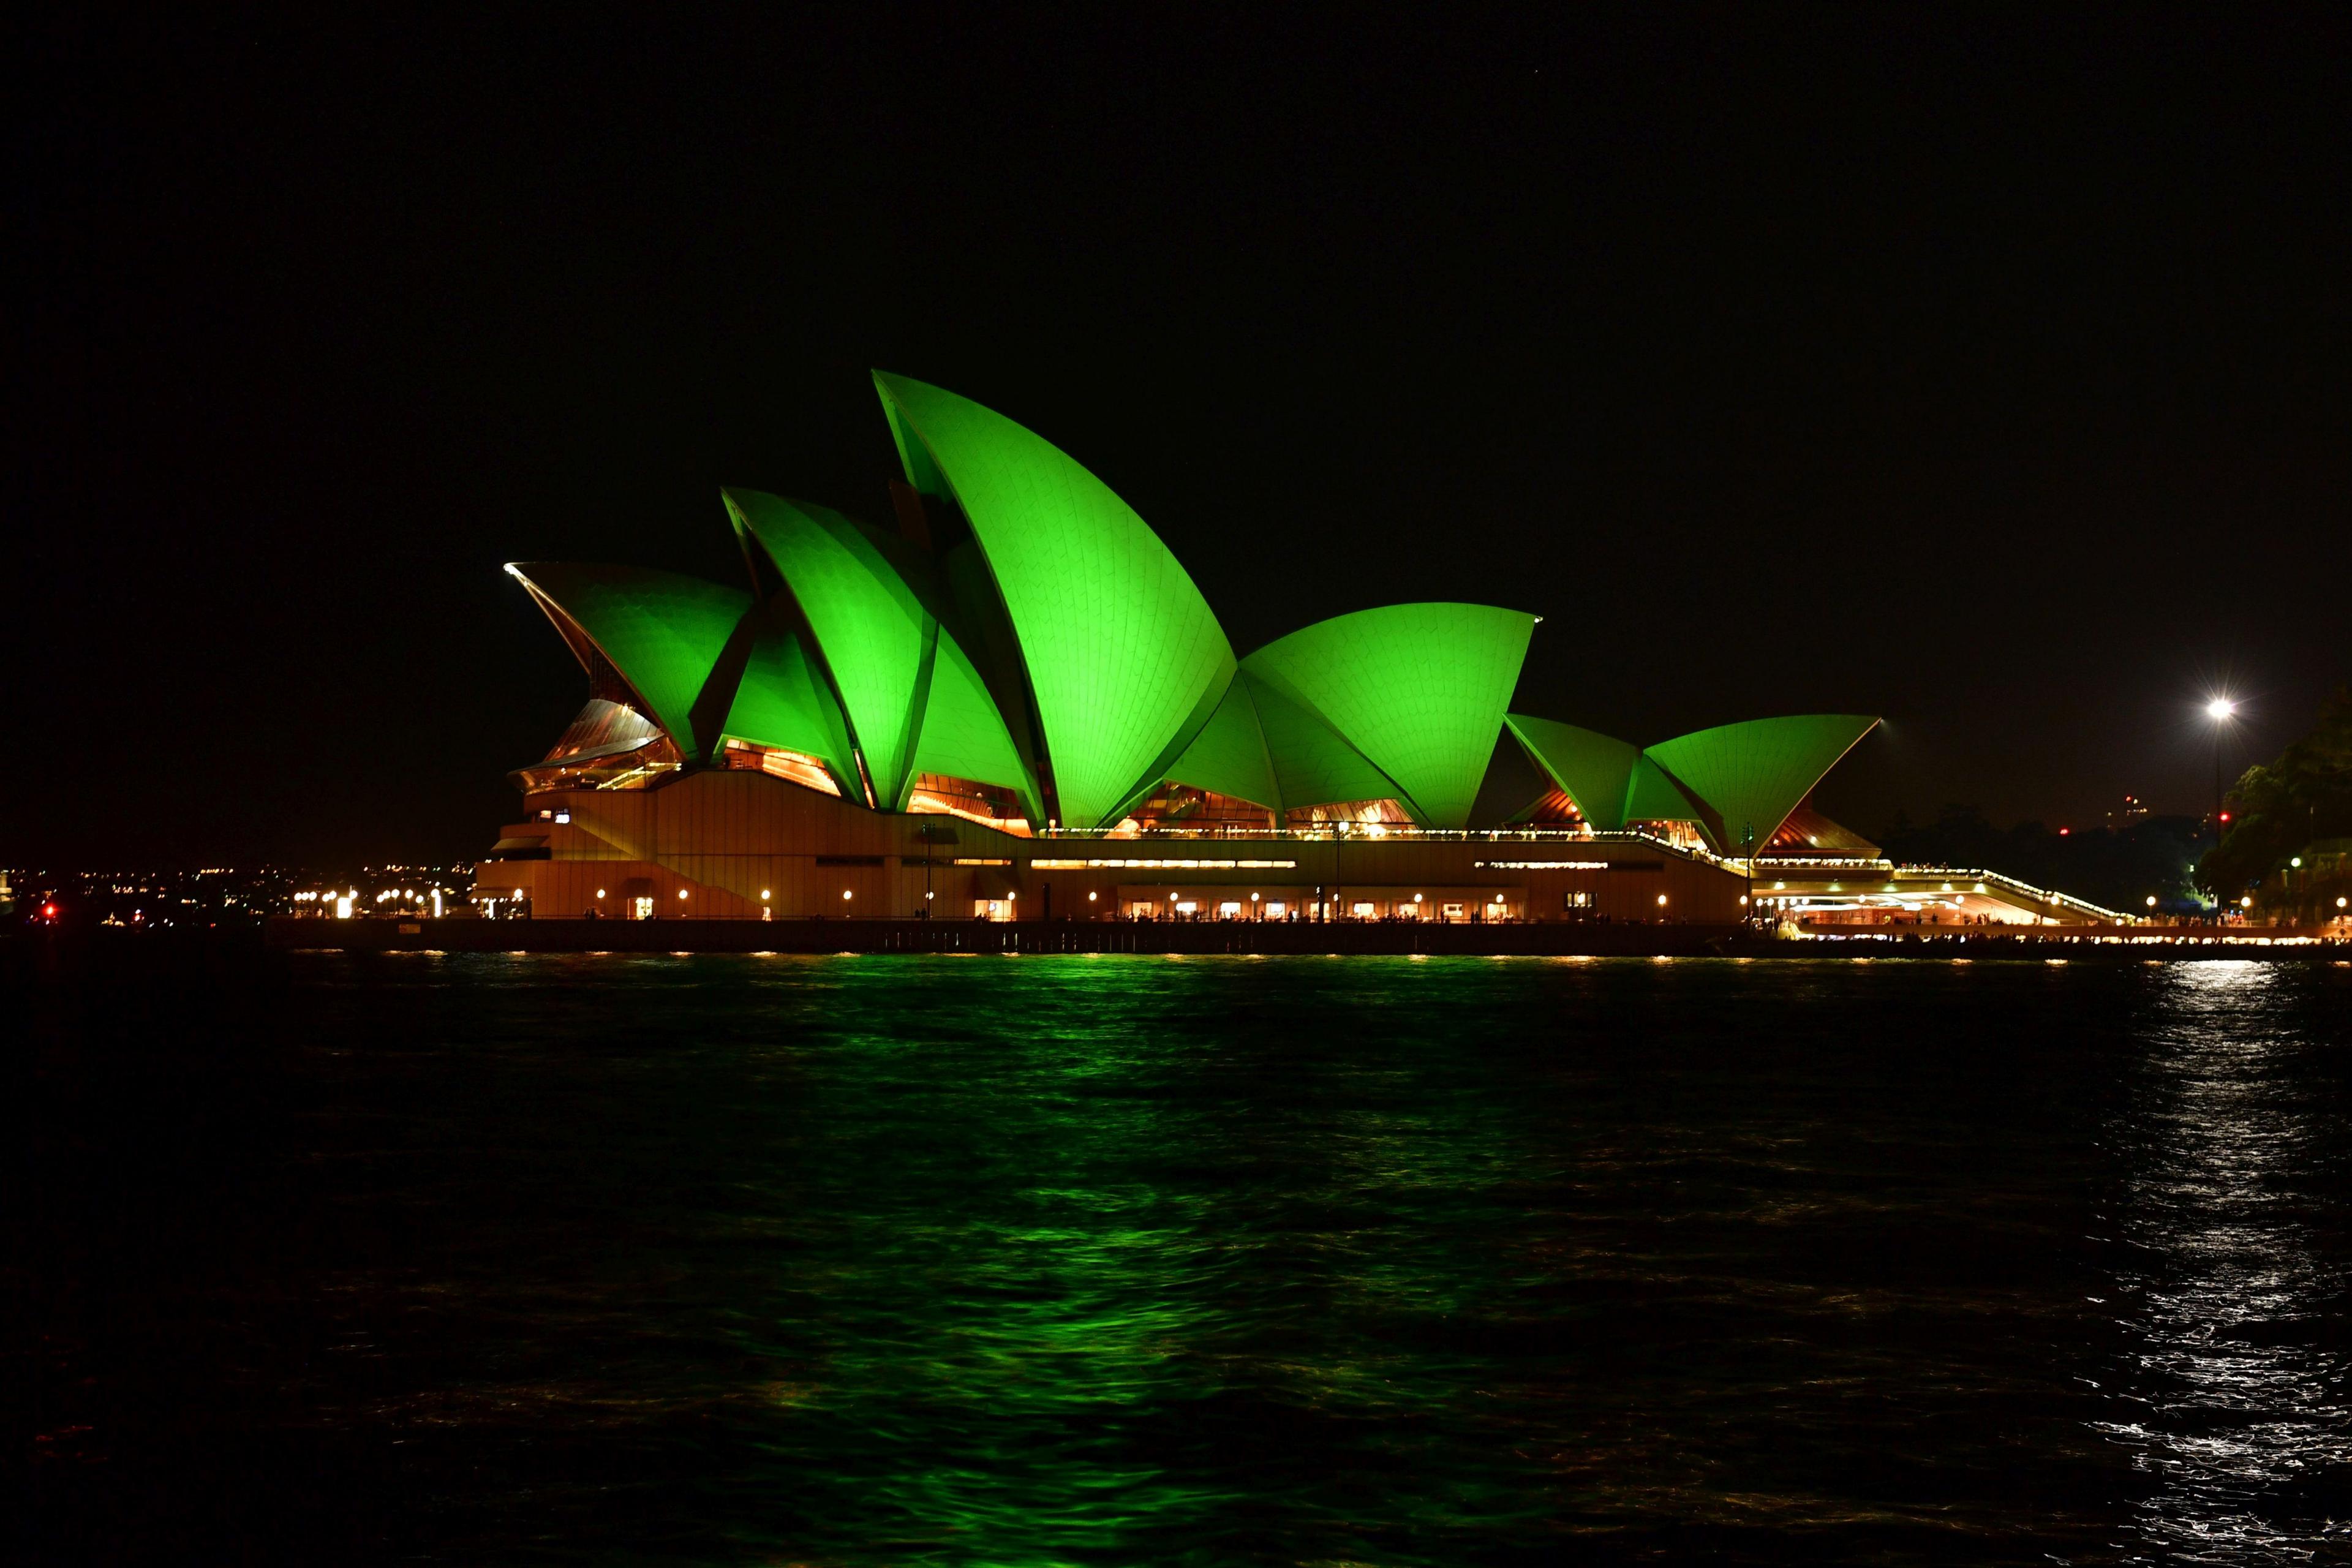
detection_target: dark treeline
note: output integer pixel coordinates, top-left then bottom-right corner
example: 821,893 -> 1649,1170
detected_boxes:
1876,807 -> 2204,915
2202,685 -> 2352,910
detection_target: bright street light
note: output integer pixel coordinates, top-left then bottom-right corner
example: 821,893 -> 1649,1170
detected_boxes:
2204,698 -> 2239,842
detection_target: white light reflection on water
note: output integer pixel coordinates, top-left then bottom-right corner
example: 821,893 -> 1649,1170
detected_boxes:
2099,962 -> 2352,1561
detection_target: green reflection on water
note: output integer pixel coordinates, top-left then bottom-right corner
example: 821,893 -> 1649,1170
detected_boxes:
270,949 -> 2279,1564
723,956 -> 1544,1563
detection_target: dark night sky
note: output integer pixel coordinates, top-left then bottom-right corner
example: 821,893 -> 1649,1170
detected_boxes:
11,12 -> 2350,866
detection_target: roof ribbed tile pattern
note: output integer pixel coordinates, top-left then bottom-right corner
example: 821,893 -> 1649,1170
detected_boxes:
872,372 -> 1235,829
1165,675 -> 1284,813
1243,604 -> 1535,829
725,490 -> 933,807
506,378 -> 1884,836
1643,715 -> 1880,853
907,627 -> 1042,820
507,563 -> 747,761
1502,714 -> 1642,828
1621,755 -> 1706,829
719,617 -> 861,793
1242,672 -> 1400,816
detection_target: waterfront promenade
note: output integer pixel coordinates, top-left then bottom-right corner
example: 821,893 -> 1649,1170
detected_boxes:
266,916 -> 2351,960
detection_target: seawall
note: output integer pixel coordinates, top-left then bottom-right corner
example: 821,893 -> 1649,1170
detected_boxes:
266,916 -> 2351,960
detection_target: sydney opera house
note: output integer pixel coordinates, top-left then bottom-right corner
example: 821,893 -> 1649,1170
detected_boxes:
474,374 -> 1887,926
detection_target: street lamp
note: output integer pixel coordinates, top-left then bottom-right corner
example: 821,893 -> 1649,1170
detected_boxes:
2205,698 -> 2236,845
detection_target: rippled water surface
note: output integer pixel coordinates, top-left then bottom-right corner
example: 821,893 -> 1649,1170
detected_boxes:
14,952 -> 2352,1563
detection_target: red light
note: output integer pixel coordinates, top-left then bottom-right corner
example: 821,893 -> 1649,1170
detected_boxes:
41,903 -> 58,918
2059,827 -> 2070,837
2220,812 -> 2232,823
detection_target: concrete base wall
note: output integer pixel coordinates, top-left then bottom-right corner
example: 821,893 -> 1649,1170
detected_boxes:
475,769 -> 1757,924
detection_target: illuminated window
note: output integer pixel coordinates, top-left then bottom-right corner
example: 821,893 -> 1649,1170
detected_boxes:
719,739 -> 842,797
1286,799 -> 1412,829
514,699 -> 682,793
1030,858 -> 1297,870
909,775 -> 1029,835
1125,783 -> 1279,833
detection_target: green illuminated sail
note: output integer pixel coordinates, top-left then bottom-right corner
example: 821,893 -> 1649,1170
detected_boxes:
1621,755 -> 1706,830
725,489 -> 935,807
1502,714 -> 1642,828
507,562 -> 747,761
1643,714 -> 1880,852
1164,675 -> 1282,813
1242,603 -> 1536,828
1244,671 -> 1403,816
872,372 -> 1235,829
907,626 -> 1044,821
719,615 -> 861,793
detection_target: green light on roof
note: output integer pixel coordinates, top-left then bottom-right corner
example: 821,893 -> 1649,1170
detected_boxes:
1163,674 -> 1283,813
872,372 -> 1235,830
1643,714 -> 1880,851
719,614 -> 861,794
1503,715 -> 1642,829
908,625 -> 1043,821
1245,604 -> 1534,828
726,489 -> 935,808
507,562 -> 747,761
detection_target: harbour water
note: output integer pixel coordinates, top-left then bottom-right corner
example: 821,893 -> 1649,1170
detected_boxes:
15,951 -> 2352,1563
